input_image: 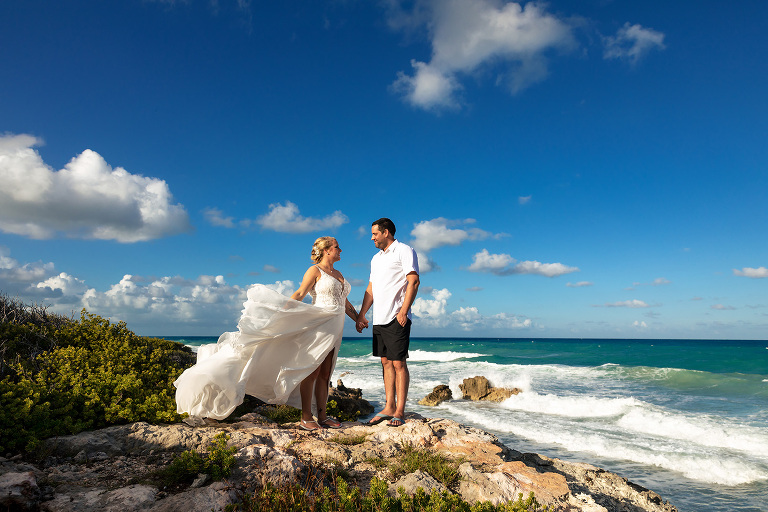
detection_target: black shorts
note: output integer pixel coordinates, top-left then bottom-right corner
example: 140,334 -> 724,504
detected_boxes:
372,318 -> 411,361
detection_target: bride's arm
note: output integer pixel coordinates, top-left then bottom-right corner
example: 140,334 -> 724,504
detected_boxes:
291,266 -> 320,301
344,299 -> 359,321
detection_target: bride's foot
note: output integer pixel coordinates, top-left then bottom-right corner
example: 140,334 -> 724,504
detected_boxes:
318,416 -> 342,429
300,419 -> 323,431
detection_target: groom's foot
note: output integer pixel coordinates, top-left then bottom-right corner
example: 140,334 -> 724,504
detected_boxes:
365,412 -> 394,425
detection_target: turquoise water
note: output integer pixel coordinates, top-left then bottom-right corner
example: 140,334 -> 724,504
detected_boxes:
166,336 -> 768,512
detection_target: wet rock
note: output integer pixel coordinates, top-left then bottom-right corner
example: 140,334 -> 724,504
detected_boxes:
458,376 -> 521,402
419,384 -> 452,406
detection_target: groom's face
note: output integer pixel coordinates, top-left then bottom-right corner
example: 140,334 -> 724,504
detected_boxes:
371,225 -> 389,250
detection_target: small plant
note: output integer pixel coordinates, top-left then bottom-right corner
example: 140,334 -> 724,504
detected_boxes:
256,404 -> 302,424
389,445 -> 465,488
159,432 -> 237,487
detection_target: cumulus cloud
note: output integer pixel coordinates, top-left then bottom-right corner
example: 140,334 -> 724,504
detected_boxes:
410,218 -> 498,253
733,267 -> 768,278
388,0 -> 575,110
632,320 -> 648,329
0,246 -> 54,289
468,249 -> 579,277
603,22 -> 665,64
256,201 -> 348,233
0,133 -> 192,242
408,218 -> 505,273
412,286 -> 532,331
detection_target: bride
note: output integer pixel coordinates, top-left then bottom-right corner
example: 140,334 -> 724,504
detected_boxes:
174,236 -> 361,430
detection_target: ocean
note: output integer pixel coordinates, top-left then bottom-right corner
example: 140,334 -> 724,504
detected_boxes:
166,336 -> 768,512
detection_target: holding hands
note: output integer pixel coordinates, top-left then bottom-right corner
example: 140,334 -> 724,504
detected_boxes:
356,313 -> 369,333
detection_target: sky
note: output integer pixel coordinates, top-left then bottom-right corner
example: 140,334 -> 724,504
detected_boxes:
1,0 -> 766,340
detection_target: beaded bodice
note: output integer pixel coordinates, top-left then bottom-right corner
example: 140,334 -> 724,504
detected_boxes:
309,266 -> 351,309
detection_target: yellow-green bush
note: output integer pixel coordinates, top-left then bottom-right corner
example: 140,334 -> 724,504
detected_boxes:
0,301 -> 195,454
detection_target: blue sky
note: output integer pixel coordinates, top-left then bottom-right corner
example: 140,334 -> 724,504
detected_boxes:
1,0 -> 766,339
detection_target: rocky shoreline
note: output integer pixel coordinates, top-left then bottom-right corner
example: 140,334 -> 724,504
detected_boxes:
1,411 -> 677,512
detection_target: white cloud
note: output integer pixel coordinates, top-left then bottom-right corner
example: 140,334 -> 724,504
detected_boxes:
711,304 -> 736,311
566,281 -> 593,288
599,299 -> 651,308
518,195 -> 532,205
632,320 -> 648,329
410,217 -> 495,253
412,288 -> 452,325
389,0 -> 575,110
733,267 -> 768,278
203,207 -> 235,228
263,264 -> 280,273
256,201 -> 348,233
412,286 -> 531,331
0,246 -> 54,287
603,23 -> 665,64
468,249 -> 579,277
0,133 -> 192,242
33,272 -> 88,302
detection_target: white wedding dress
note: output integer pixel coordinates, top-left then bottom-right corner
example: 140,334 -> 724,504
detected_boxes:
174,267 -> 351,420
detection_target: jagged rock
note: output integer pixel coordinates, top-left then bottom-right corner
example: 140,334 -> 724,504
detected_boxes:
419,384 -> 452,406
1,416 -> 677,512
390,470 -> 447,496
0,471 -> 40,511
459,376 -> 521,401
329,379 -> 374,418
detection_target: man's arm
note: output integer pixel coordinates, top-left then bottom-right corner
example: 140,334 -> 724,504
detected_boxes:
396,271 -> 419,326
356,281 -> 373,332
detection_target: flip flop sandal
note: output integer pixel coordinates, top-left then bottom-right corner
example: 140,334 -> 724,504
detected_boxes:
300,419 -> 323,431
387,417 -> 406,427
319,416 -> 342,429
365,413 -> 393,426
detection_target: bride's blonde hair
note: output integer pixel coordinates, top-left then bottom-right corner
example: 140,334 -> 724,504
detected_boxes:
311,237 -> 336,263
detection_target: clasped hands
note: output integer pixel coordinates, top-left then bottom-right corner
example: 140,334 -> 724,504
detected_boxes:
355,314 -> 369,333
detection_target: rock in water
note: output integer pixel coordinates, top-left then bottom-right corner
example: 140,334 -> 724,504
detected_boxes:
459,376 -> 521,401
419,384 -> 453,406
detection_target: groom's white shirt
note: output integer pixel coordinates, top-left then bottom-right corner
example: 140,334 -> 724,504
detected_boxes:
369,239 -> 419,326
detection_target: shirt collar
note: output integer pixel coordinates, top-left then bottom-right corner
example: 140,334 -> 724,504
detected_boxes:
382,239 -> 399,254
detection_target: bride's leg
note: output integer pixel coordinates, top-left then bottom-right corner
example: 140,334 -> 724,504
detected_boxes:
300,366 -> 322,422
315,350 -> 335,422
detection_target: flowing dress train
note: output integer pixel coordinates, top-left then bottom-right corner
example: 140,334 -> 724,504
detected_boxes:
174,268 -> 351,420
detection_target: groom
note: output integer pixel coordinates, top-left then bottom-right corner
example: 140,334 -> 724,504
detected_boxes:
356,218 -> 420,427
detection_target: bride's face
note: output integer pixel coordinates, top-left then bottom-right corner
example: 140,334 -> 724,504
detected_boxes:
325,241 -> 341,263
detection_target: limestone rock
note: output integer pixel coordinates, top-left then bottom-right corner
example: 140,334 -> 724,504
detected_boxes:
389,470 -> 447,497
459,376 -> 521,401
419,384 -> 452,406
3,415 -> 677,512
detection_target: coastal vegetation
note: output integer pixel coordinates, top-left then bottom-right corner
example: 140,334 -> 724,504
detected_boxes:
229,477 -> 545,511
0,293 -> 194,453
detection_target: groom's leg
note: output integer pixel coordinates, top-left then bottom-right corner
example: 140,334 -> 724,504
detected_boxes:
381,357 -> 397,413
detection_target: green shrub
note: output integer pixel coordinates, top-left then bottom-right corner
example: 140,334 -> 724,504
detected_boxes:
159,432 -> 238,487
389,445 -> 465,488
0,304 -> 195,454
225,476 -> 547,511
256,404 -> 303,424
